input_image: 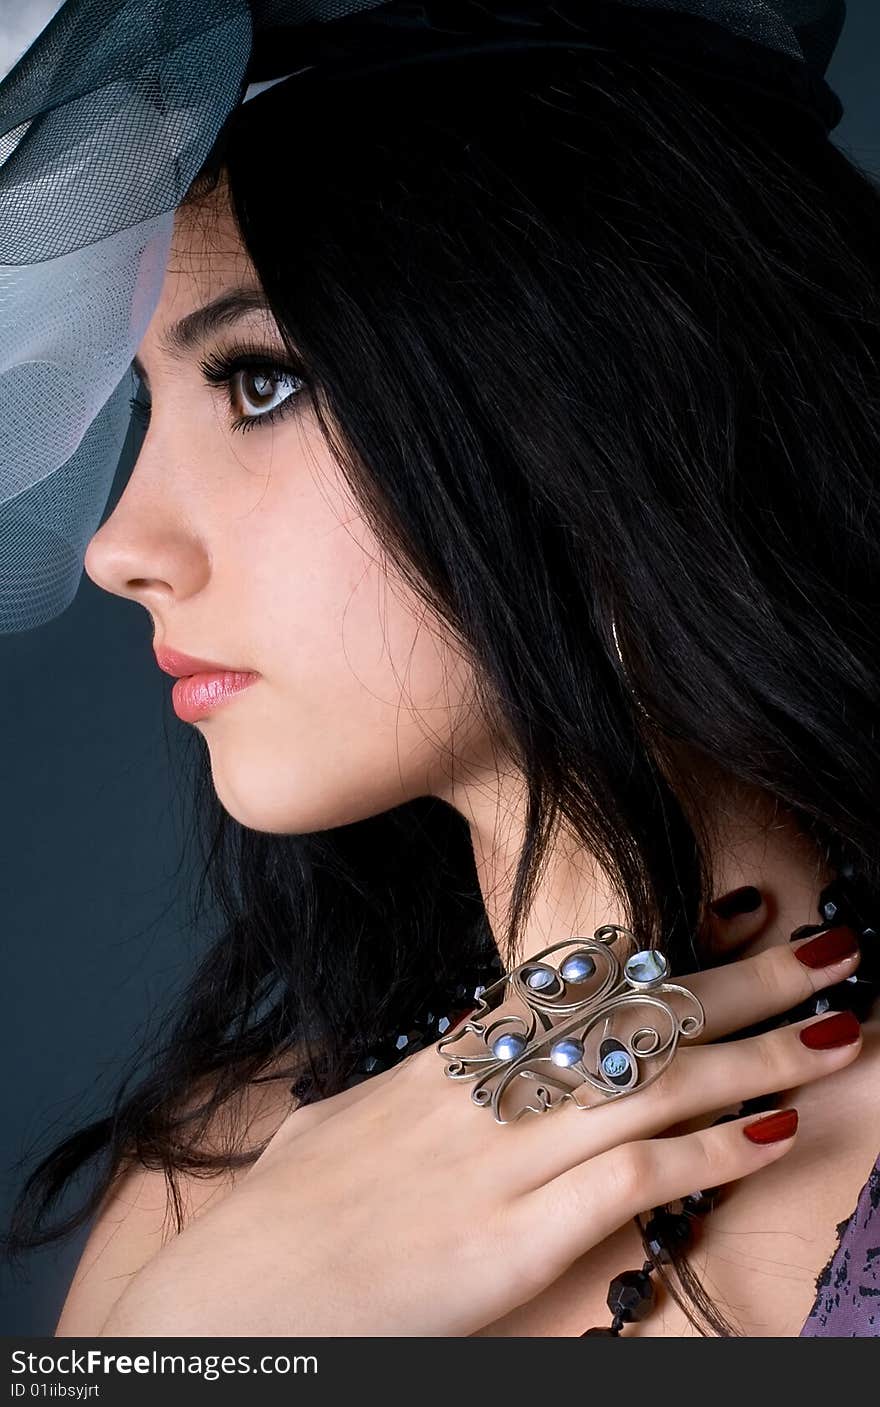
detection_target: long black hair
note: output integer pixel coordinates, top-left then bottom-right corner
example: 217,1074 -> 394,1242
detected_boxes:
5,44 -> 880,1337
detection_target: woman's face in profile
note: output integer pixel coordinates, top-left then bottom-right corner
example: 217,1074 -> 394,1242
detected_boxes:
84,179 -> 486,833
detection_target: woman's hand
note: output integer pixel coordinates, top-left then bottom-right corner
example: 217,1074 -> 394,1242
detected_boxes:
99,909 -> 862,1337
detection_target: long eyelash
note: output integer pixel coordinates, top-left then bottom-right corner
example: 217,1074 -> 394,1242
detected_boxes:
127,342 -> 309,437
129,393 -> 151,429
200,344 -> 308,434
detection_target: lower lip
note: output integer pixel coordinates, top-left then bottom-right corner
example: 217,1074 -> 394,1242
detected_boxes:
171,671 -> 260,723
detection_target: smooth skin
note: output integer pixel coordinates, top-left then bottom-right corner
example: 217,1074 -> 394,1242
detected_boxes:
95,930 -> 862,1337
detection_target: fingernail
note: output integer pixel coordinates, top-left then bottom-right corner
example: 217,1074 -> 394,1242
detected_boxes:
793,925 -> 859,968
710,885 -> 762,919
706,883 -> 760,917
743,1108 -> 799,1144
799,1010 -> 861,1050
789,923 -> 827,942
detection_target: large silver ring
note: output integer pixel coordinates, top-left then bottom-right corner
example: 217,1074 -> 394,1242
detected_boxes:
436,926 -> 705,1124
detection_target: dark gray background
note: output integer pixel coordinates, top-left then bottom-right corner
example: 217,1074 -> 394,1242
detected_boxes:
2,1 -> 878,1338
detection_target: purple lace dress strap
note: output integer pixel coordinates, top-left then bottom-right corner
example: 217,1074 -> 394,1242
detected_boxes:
799,1153 -> 880,1336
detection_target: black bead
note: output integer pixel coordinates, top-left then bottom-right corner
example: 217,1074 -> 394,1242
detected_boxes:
447,1004 -> 476,1029
827,975 -> 878,1022
738,1092 -> 779,1115
682,1186 -> 720,1216
821,900 -> 840,923
823,873 -> 875,930
816,883 -> 844,917
779,989 -> 836,1026
582,1326 -> 620,1336
856,930 -> 880,982
645,1211 -> 692,1263
393,1029 -> 427,1054
434,1004 -> 475,1036
607,1269 -> 654,1322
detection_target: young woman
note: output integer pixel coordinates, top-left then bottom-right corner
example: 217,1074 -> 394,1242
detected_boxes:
6,33 -> 880,1338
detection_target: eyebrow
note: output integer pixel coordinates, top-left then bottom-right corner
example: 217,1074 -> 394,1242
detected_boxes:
131,284 -> 274,387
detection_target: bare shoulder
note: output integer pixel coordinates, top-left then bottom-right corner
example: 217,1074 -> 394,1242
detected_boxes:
54,1057 -> 300,1337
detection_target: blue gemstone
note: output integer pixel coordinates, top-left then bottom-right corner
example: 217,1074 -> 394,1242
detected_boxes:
550,1037 -> 585,1067
559,951 -> 596,983
525,965 -> 556,990
624,949 -> 668,986
491,1032 -> 527,1061
601,1049 -> 632,1079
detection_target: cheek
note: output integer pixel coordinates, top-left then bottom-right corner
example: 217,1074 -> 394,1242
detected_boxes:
253,487 -> 452,712
205,461 -> 481,831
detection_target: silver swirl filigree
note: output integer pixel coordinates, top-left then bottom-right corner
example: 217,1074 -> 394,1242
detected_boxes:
437,926 -> 705,1124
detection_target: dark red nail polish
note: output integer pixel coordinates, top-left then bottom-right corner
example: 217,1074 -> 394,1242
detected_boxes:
743,1108 -> 799,1144
789,923 -> 827,942
710,885 -> 762,919
793,925 -> 859,968
799,1010 -> 861,1050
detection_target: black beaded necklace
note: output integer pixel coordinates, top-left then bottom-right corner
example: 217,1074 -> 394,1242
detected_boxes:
338,859 -> 880,1337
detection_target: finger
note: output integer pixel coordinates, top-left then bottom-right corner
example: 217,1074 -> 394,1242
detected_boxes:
296,926 -> 858,1153
279,922 -> 859,1159
513,1007 -> 861,1189
506,1106 -> 799,1300
258,898 -> 780,1153
679,923 -> 861,1043
700,884 -> 768,958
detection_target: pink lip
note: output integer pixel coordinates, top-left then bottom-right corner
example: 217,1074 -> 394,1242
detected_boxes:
154,646 -> 255,678
170,670 -> 259,723
153,646 -> 260,723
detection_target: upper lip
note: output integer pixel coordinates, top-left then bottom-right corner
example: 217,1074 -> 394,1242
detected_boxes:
154,646 -> 257,678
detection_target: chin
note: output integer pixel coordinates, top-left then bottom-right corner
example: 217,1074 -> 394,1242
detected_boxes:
202,741 -> 418,835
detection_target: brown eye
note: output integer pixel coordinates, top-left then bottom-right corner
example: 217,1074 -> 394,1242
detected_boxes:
234,367 -> 301,420
199,347 -> 308,434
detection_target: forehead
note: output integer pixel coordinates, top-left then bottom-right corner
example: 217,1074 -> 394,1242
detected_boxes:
160,178 -> 256,313
143,177 -> 274,346
131,177 -> 284,390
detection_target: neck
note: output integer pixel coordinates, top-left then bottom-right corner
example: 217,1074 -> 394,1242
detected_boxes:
442,749 -> 835,972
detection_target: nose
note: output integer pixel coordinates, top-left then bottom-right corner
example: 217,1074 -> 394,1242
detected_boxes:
83,490 -> 211,612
